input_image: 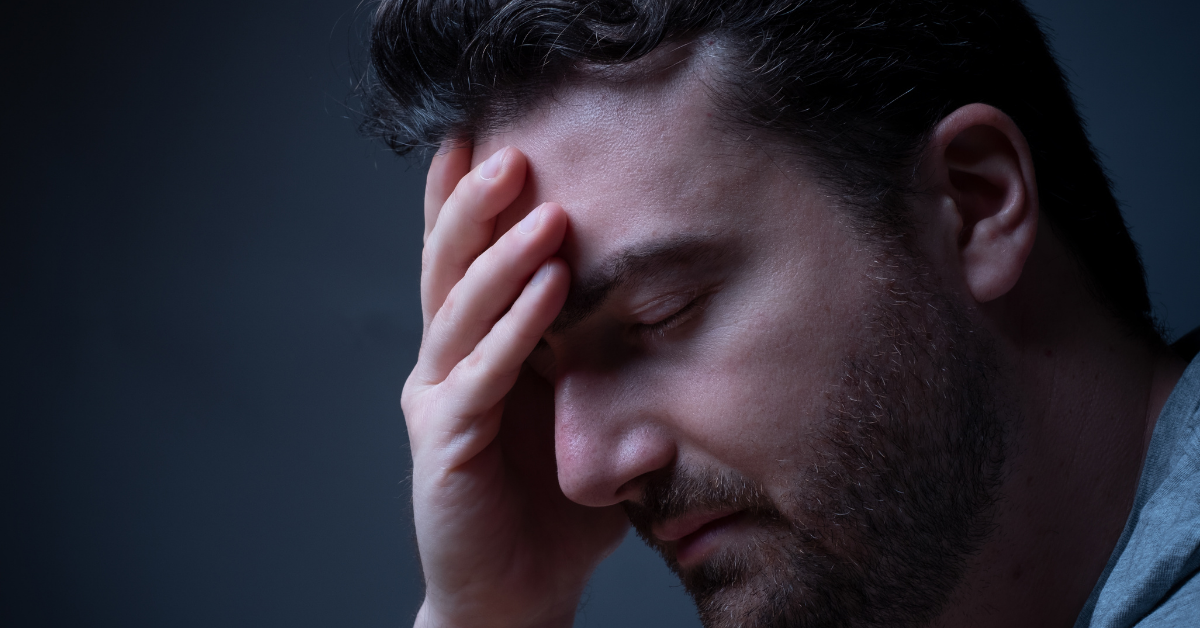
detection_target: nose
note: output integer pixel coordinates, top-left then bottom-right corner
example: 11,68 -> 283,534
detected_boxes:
554,369 -> 676,507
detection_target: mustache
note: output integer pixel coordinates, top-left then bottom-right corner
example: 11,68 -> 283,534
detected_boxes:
623,465 -> 783,535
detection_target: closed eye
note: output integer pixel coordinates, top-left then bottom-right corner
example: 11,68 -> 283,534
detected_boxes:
635,293 -> 711,340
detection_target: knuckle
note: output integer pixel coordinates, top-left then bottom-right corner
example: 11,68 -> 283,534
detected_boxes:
437,288 -> 461,323
462,345 -> 515,387
460,346 -> 488,373
425,240 -> 474,287
446,354 -> 489,398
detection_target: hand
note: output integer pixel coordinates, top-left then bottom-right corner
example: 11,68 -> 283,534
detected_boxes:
402,145 -> 629,628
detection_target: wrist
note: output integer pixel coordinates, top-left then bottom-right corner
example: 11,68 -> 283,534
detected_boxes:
415,599 -> 576,628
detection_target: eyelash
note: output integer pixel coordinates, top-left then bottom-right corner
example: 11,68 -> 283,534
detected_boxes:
637,294 -> 709,339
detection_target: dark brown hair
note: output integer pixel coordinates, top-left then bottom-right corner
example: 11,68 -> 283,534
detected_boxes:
362,0 -> 1159,342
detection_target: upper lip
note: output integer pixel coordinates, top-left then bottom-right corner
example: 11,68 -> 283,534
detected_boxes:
652,508 -> 743,543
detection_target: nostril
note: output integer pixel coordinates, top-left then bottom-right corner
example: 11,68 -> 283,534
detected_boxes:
613,453 -> 677,505
613,476 -> 643,504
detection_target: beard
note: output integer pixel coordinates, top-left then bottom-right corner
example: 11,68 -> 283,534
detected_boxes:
624,261 -> 1010,628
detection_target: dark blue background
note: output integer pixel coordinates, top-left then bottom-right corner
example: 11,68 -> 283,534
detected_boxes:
3,1 -> 1196,626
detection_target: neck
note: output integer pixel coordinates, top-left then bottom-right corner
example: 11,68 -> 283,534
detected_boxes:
934,236 -> 1188,628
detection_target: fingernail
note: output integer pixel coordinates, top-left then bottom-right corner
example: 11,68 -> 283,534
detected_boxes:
518,206 -> 542,234
530,263 -> 553,286
480,148 -> 507,180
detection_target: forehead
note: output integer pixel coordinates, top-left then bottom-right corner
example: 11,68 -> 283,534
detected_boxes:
473,55 -> 813,272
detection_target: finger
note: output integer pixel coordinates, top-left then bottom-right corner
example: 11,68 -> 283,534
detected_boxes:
421,146 -> 528,326
419,202 -> 567,382
428,259 -> 569,459
423,142 -> 472,243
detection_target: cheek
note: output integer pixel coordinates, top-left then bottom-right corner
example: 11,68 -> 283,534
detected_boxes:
664,261 -> 874,472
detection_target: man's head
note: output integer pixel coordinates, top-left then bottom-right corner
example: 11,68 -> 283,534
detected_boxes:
427,60 -> 1012,626
365,0 -> 1157,342
365,1 -> 1158,626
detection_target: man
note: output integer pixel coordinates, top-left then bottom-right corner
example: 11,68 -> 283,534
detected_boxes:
362,1 -> 1200,626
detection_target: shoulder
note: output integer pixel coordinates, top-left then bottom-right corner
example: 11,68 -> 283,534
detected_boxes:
1077,348 -> 1200,628
1133,574 -> 1200,627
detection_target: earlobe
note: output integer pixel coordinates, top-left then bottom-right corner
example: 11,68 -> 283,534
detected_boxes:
926,104 -> 1039,303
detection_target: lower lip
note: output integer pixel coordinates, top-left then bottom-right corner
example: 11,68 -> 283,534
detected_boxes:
674,511 -> 749,569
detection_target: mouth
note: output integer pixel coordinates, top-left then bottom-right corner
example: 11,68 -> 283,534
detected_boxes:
652,509 -> 749,569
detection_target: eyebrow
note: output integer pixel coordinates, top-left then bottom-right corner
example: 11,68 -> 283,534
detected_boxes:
549,235 -> 737,334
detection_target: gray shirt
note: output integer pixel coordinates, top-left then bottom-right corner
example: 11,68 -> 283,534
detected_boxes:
1075,341 -> 1200,627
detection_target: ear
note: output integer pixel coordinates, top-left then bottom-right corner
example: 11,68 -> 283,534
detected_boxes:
921,103 -> 1039,303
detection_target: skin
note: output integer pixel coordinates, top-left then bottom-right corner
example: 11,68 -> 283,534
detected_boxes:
401,52 -> 1187,628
